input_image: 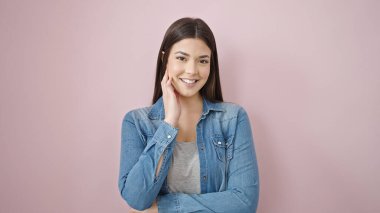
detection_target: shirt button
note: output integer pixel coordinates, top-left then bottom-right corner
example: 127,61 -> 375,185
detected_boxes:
167,135 -> 171,139
218,141 -> 222,145
203,176 -> 207,181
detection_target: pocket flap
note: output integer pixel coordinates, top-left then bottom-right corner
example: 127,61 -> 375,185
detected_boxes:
211,135 -> 227,148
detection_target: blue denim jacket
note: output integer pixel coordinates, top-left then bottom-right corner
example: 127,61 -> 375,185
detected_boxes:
118,96 -> 259,212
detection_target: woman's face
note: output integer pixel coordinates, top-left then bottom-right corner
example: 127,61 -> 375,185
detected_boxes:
166,38 -> 211,99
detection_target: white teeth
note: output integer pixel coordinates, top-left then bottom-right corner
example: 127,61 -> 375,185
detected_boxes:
181,78 -> 197,84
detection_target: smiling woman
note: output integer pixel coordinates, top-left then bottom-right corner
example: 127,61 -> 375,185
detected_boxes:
164,38 -> 211,98
118,17 -> 260,213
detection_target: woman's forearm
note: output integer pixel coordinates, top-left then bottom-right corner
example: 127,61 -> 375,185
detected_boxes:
119,113 -> 179,211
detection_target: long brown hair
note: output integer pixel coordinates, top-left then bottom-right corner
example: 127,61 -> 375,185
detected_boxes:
152,17 -> 223,104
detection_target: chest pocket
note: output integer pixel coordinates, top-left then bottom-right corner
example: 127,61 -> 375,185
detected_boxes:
211,135 -> 233,163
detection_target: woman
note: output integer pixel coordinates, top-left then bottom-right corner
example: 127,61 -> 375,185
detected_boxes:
118,17 -> 259,213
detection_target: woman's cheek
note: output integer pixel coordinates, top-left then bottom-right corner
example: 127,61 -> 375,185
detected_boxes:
171,64 -> 183,75
167,63 -> 179,76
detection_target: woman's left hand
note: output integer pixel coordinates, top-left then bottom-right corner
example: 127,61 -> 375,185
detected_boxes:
128,199 -> 158,213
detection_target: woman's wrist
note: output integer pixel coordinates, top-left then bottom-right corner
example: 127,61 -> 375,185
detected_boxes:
164,118 -> 178,128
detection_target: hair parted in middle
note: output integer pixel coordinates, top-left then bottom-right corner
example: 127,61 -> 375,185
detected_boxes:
152,17 -> 223,104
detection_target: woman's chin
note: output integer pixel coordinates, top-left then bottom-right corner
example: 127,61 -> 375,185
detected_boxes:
178,92 -> 197,98
176,89 -> 200,99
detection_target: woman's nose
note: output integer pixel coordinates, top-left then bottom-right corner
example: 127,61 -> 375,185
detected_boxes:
185,60 -> 198,74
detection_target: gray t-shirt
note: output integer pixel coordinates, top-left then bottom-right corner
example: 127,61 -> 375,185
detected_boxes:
167,141 -> 200,194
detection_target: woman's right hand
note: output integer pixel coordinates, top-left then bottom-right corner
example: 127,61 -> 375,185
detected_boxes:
161,69 -> 181,128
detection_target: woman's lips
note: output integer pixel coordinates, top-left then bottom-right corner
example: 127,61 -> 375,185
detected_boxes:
179,78 -> 198,87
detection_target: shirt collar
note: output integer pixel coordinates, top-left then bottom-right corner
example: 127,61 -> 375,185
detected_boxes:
148,96 -> 225,120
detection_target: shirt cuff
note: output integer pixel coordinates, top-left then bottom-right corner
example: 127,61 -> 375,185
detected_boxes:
154,120 -> 179,147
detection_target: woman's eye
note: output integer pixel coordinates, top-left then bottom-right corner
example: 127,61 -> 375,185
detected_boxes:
176,56 -> 186,61
200,60 -> 209,64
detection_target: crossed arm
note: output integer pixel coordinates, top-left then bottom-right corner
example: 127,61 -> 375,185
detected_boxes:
118,109 -> 259,212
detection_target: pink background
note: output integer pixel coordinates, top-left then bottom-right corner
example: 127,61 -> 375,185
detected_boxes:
1,0 -> 379,212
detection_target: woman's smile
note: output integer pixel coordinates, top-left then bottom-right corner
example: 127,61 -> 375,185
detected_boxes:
179,78 -> 199,87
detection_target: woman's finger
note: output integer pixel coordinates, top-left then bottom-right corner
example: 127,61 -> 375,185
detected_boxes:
161,69 -> 168,94
161,72 -> 166,86
161,69 -> 167,85
166,77 -> 175,94
166,76 -> 171,86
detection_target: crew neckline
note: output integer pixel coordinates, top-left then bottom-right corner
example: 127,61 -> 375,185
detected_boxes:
176,141 -> 196,144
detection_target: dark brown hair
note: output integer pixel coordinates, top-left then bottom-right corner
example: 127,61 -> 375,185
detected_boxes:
152,17 -> 223,104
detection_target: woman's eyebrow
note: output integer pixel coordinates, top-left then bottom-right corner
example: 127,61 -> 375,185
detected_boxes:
174,51 -> 210,58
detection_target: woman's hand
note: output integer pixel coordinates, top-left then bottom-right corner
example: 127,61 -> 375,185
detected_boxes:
161,69 -> 181,128
128,200 -> 158,213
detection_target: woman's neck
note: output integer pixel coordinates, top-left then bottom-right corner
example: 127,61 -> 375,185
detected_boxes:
178,93 -> 203,114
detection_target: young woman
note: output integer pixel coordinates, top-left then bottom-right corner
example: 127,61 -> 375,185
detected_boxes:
118,17 -> 259,213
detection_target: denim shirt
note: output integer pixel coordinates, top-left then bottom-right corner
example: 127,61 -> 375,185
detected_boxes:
118,96 -> 260,212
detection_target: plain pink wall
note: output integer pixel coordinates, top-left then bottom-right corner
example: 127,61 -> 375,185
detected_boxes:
1,0 -> 379,212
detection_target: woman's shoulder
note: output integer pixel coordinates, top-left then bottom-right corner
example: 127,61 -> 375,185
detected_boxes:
212,100 -> 249,120
122,105 -> 154,123
217,101 -> 243,109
